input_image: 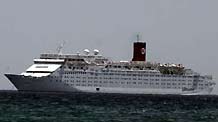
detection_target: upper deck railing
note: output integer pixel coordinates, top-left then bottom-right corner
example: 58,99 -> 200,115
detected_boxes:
40,53 -> 106,60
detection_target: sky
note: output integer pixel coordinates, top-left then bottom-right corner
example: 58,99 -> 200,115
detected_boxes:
0,0 -> 218,93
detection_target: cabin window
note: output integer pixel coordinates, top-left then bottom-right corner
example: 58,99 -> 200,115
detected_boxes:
137,82 -> 142,84
35,66 -> 48,68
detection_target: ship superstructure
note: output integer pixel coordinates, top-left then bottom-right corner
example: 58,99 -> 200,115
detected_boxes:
5,37 -> 215,95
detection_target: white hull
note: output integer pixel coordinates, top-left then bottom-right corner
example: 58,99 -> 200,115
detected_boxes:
5,74 -> 213,95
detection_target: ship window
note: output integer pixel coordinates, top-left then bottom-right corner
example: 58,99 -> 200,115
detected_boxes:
35,66 -> 48,68
138,82 -> 142,84
143,82 -> 147,84
94,81 -> 98,83
161,83 -> 166,85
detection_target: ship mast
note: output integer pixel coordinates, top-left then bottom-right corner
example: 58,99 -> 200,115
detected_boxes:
136,34 -> 140,42
57,41 -> 66,54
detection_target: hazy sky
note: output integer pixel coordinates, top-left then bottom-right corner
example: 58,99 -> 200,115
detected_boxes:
0,0 -> 218,93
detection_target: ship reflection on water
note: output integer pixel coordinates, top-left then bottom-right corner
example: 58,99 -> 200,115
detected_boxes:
0,91 -> 218,122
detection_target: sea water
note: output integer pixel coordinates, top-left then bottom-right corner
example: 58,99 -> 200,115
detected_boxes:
0,91 -> 218,122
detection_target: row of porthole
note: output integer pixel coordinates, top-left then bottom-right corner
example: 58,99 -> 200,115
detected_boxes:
61,74 -> 194,82
61,82 -> 193,87
50,79 -> 204,87
62,77 -> 193,83
63,83 -> 191,89
60,79 -> 194,85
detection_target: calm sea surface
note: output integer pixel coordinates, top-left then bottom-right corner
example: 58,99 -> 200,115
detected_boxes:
0,91 -> 218,122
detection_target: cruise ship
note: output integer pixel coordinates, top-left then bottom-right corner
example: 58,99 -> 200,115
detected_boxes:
5,37 -> 216,95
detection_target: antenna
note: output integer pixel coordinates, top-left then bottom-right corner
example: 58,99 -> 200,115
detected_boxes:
136,34 -> 140,42
57,40 -> 66,54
